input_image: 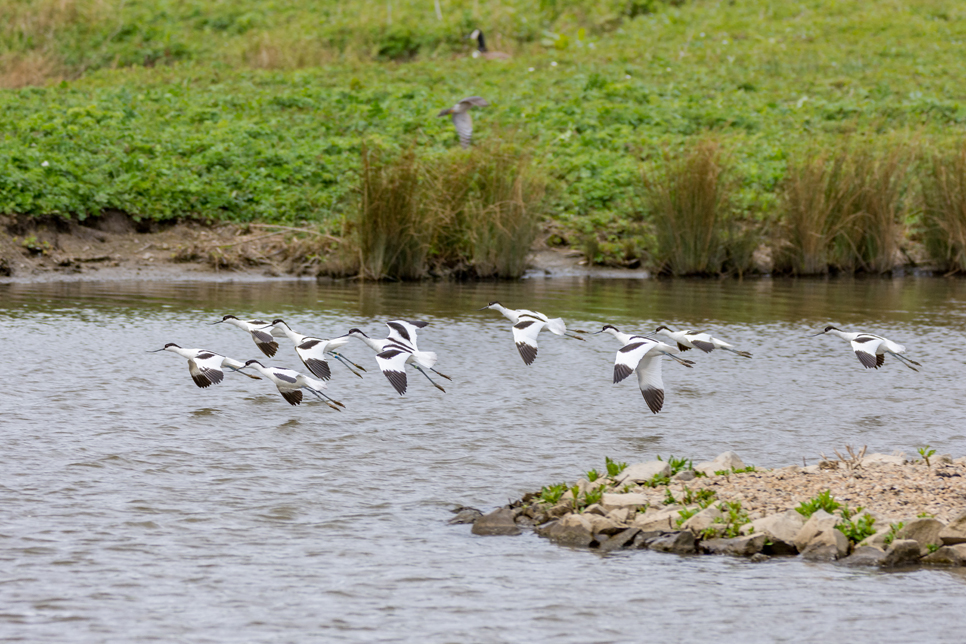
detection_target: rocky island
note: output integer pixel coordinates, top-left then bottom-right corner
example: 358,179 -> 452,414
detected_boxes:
459,449 -> 966,568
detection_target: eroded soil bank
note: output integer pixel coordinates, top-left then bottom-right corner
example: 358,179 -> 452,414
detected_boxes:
460,450 -> 966,568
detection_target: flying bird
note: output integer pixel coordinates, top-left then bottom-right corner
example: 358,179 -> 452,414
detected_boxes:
210,315 -> 279,358
480,302 -> 585,366
813,326 -> 921,371
655,325 -> 752,358
469,29 -> 510,60
241,360 -> 344,410
262,319 -> 366,380
150,343 -> 261,389
438,96 -> 489,149
347,320 -> 451,395
597,325 -> 695,414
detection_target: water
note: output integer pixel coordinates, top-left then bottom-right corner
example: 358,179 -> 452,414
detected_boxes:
2,276 -> 966,643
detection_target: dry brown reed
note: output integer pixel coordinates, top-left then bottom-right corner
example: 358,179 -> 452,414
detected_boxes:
642,139 -> 732,276
920,145 -> 966,273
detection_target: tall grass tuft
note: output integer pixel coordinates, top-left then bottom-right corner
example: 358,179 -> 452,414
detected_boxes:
921,145 -> 966,273
642,140 -> 731,276
357,145 -> 428,280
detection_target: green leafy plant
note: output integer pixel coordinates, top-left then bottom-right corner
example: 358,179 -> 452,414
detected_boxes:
586,469 -> 600,483
918,445 -> 937,467
836,506 -> 876,544
676,507 -> 699,527
720,501 -> 751,538
884,522 -> 905,546
605,457 -> 628,478
918,512 -> 934,518
795,490 -> 841,518
538,483 -> 568,505
927,543 -> 940,554
583,485 -> 605,507
662,488 -> 676,506
19,235 -> 52,255
681,486 -> 717,508
657,454 -> 693,476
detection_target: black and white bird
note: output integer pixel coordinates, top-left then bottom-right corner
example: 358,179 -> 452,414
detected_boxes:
261,319 -> 366,380
655,325 -> 752,358
479,302 -> 585,366
469,29 -> 510,60
813,326 -> 921,372
150,343 -> 261,389
438,96 -> 489,149
241,360 -> 345,410
210,315 -> 278,358
347,320 -> 450,395
597,325 -> 695,414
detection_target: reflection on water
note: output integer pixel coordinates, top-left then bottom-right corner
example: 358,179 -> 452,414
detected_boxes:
2,276 -> 966,642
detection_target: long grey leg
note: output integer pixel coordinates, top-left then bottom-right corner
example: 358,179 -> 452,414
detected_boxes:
413,365 -> 446,392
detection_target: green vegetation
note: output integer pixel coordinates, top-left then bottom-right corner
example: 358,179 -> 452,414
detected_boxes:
884,521 -> 905,546
605,457 -> 628,478
586,468 -> 601,482
795,490 -> 841,519
681,486 -> 717,508
702,500 -> 751,539
836,505 -> 876,544
538,482 -> 569,504
4,0 -> 966,275
713,465 -> 756,476
918,445 -> 937,467
656,455 -> 693,476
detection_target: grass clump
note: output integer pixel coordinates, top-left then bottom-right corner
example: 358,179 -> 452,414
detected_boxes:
656,454 -> 693,476
538,483 -> 569,505
605,457 -> 628,478
884,522 -> 905,546
921,146 -> 966,273
836,506 -> 876,544
795,490 -> 841,519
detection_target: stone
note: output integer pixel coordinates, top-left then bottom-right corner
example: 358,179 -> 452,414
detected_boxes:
749,553 -> 770,563
649,531 -> 697,554
741,510 -> 805,551
585,514 -> 625,536
449,508 -> 483,524
936,453 -> 954,465
860,453 -> 906,467
700,534 -> 767,557
694,451 -> 746,476
471,508 -> 521,536
548,502 -> 571,518
631,530 -> 667,549
939,511 -> 966,545
606,508 -> 630,524
881,539 -> 922,567
538,514 -> 595,548
598,528 -> 640,553
896,518 -> 945,555
600,493 -> 650,512
921,544 -> 966,566
793,509 -> 838,553
631,506 -> 682,532
840,546 -> 887,567
857,527 -> 893,550
681,505 -> 724,535
801,527 -> 850,561
672,470 -> 696,482
583,503 -> 606,516
616,461 -> 671,485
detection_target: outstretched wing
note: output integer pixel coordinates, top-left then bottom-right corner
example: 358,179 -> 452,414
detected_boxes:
458,96 -> 489,108
851,336 -> 884,369
451,111 -> 473,148
613,341 -> 653,384
686,333 -> 715,353
187,352 -> 226,388
376,347 -> 412,395
635,354 -> 666,414
296,338 -> 332,381
280,389 -> 303,406
250,328 -> 278,358
511,319 -> 546,365
386,320 -> 427,348
544,317 -> 567,336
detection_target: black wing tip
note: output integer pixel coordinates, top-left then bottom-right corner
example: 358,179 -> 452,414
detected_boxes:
305,358 -> 332,381
641,387 -> 665,414
259,342 -> 279,358
692,340 -> 715,353
855,351 -> 879,369
516,342 -> 537,366
191,373 -> 213,388
383,369 -> 408,395
613,364 -> 633,384
281,389 -> 303,406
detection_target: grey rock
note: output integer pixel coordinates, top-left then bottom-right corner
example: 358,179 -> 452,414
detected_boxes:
600,492 -> 649,512
606,508 -> 631,524
632,507 -> 681,532
700,534 -> 767,557
939,511 -> 966,545
616,461 -> 671,485
840,546 -> 887,567
672,470 -> 696,482
681,505 -> 724,535
742,509 -> 804,551
548,502 -> 571,518
881,539 -> 922,567
471,508 -> 521,536
694,451 -> 746,476
860,453 -> 906,467
896,518 -> 945,555
648,531 -> 697,554
585,514 -> 625,537
749,553 -> 771,563
537,514 -> 594,548
922,544 -> 966,566
583,503 -> 606,516
631,530 -> 667,549
449,508 -> 483,525
794,509 -> 838,552
936,453 -> 954,465
598,528 -> 640,553
801,527 -> 850,561
857,527 -> 893,550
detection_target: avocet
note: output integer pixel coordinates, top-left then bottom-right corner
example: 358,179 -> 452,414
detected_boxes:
241,360 -> 345,410
347,321 -> 450,395
262,319 -> 366,380
210,315 -> 279,357
655,325 -> 752,358
813,326 -> 921,371
150,343 -> 261,388
479,302 -> 585,366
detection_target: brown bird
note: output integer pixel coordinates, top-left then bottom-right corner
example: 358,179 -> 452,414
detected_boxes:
470,29 -> 510,60
437,96 -> 489,148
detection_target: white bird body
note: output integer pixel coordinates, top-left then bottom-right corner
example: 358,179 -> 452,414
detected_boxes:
151,343 -> 261,389
241,360 -> 343,409
814,326 -> 920,371
211,315 -> 279,358
347,321 -> 448,395
438,96 -> 489,149
263,319 -> 360,381
480,301 -> 578,366
655,325 -> 752,358
598,325 -> 694,414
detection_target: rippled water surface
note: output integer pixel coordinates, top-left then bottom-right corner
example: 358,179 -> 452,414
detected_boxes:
3,277 -> 966,642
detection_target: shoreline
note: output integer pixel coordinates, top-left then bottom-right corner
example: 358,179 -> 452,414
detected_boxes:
460,450 -> 966,568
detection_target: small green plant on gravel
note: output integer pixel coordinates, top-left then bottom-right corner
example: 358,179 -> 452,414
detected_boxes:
681,486 -> 717,508
927,543 -> 941,554
836,506 -> 876,544
714,465 -> 757,477
642,472 -> 671,488
676,507 -> 699,528
538,483 -> 568,505
19,235 -> 51,255
918,512 -> 934,518
605,457 -> 628,478
636,503 -> 651,514
569,485 -> 581,510
662,488 -> 677,506
584,485 -> 605,507
884,522 -> 905,546
918,445 -> 937,467
796,490 -> 841,518
657,455 -> 693,476
586,469 -> 600,483
720,501 -> 751,538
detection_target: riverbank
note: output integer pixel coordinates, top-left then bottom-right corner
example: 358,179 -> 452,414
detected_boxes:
462,450 -> 966,568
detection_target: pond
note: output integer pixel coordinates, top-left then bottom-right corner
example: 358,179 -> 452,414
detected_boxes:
2,276 -> 965,642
